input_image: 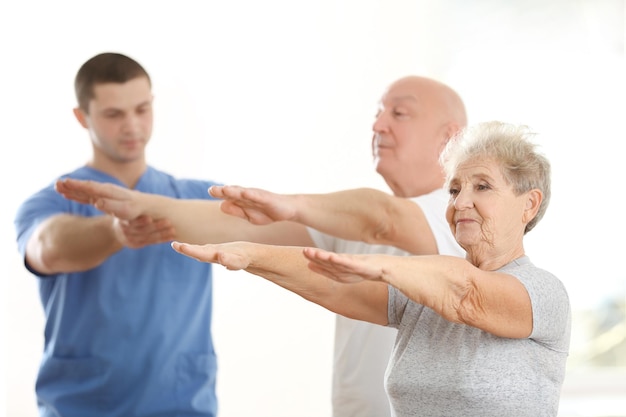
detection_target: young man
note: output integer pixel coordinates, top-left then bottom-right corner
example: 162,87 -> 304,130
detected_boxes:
14,52 -> 223,416
54,75 -> 468,417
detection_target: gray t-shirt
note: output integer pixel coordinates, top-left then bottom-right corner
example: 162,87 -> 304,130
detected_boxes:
386,256 -> 571,417
308,188 -> 465,417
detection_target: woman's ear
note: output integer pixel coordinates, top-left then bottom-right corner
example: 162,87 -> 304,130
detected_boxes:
73,107 -> 89,129
523,189 -> 543,223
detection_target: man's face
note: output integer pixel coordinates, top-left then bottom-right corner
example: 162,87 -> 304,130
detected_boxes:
372,79 -> 447,197
77,77 -> 154,165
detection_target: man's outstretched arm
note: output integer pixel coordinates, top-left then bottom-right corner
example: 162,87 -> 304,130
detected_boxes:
210,185 -> 438,254
55,178 -> 313,246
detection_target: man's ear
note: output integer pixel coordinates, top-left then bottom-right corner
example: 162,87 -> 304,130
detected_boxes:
73,107 -> 89,129
438,122 -> 461,154
445,122 -> 462,141
523,189 -> 543,223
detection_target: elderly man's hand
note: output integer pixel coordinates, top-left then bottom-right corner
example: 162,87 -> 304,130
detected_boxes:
209,185 -> 298,225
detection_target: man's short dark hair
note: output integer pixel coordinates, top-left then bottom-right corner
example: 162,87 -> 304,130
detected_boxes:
74,52 -> 151,112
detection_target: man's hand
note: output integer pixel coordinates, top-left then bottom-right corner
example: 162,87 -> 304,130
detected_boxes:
55,178 -> 144,220
56,179 -> 176,248
116,215 -> 176,249
209,185 -> 298,225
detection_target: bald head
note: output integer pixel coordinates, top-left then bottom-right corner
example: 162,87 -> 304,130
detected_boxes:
372,75 -> 467,197
385,76 -> 467,131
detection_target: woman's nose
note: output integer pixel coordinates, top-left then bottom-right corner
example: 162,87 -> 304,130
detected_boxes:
454,189 -> 474,210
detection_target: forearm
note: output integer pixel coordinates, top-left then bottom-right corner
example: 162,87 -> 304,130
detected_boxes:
26,214 -> 122,274
134,195 -> 227,243
244,245 -> 386,324
246,245 -> 340,304
293,188 -> 393,240
295,188 -> 436,254
142,196 -> 312,246
172,241 -> 387,323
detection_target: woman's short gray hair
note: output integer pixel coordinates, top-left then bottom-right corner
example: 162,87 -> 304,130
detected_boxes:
440,121 -> 551,234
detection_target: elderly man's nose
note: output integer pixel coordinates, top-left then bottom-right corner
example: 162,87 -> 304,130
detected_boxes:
373,112 -> 389,133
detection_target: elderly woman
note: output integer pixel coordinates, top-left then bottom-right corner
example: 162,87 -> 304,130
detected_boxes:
172,121 -> 571,417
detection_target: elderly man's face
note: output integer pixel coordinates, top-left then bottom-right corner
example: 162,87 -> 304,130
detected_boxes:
371,78 -> 449,197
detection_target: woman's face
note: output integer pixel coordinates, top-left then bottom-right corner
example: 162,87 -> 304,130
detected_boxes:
445,157 -> 534,258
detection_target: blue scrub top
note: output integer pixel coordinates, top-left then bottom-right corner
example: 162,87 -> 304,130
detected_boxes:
15,166 -> 220,417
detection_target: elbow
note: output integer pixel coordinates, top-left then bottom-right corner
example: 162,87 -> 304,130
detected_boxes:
366,223 -> 393,245
38,246 -> 65,273
451,263 -> 488,327
26,241 -> 60,275
362,211 -> 397,245
455,282 -> 533,339
456,288 -> 487,327
453,272 -> 491,328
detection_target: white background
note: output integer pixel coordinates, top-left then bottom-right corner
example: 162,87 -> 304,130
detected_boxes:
1,1 -> 624,416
